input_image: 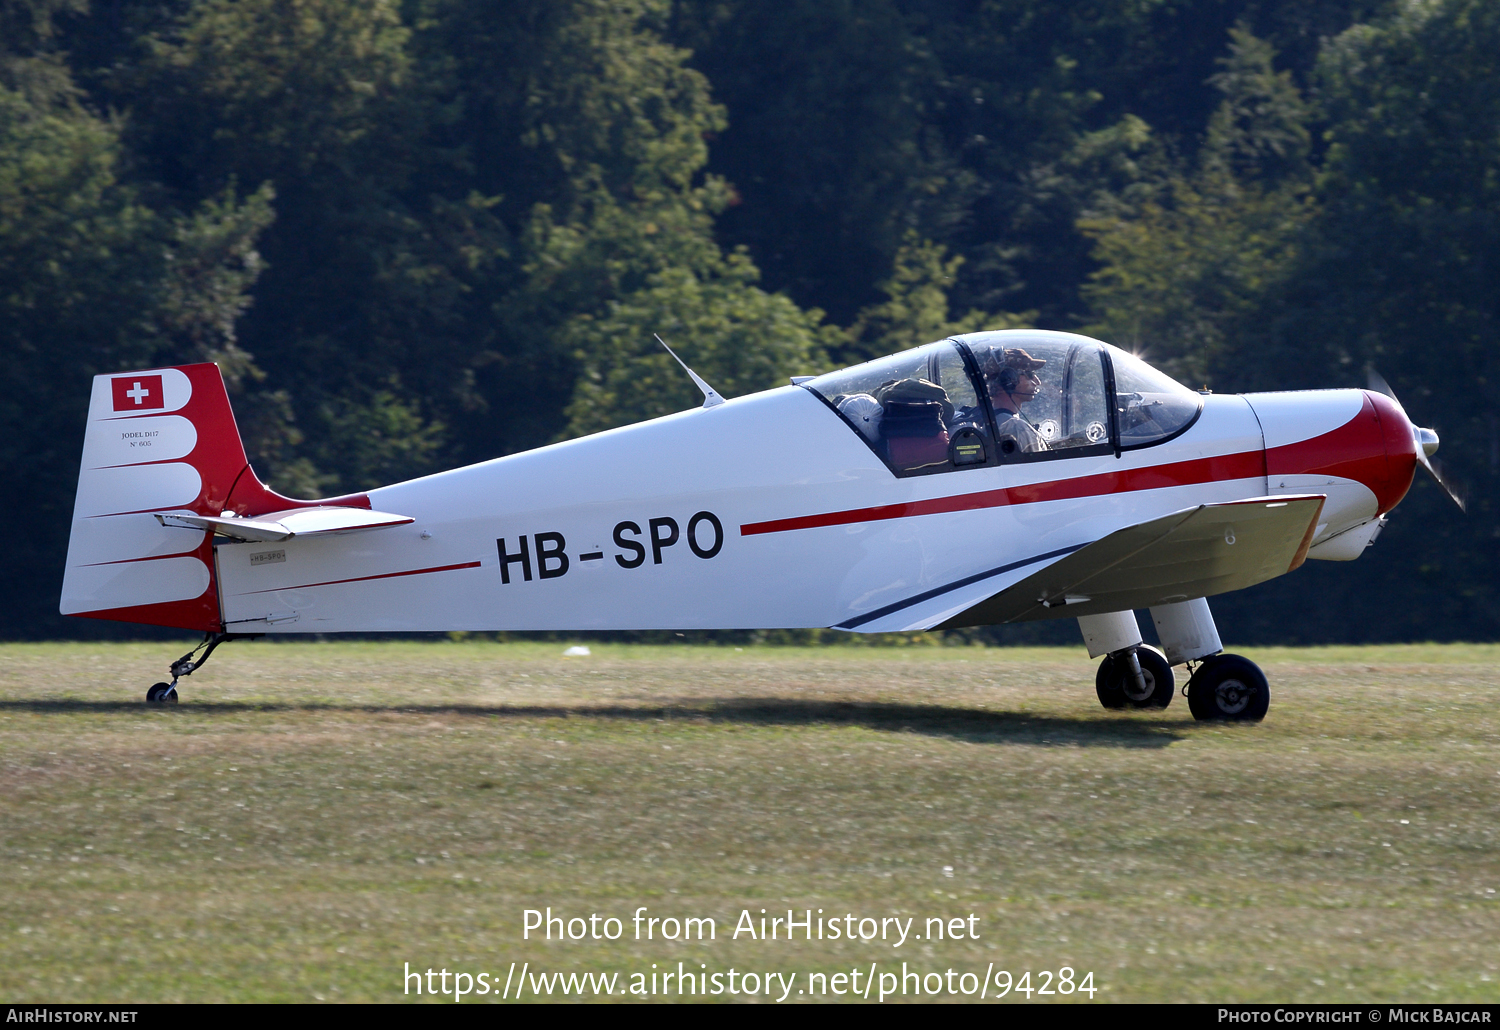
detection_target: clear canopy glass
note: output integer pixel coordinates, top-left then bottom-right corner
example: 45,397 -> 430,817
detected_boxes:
1105,345 -> 1202,447
803,341 -> 993,476
958,332 -> 1112,460
802,331 -> 1201,475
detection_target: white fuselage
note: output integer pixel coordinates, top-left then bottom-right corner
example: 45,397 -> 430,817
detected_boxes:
214,385 -> 1326,634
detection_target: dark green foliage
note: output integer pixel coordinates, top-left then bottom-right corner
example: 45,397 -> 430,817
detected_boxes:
673,0 -> 1395,326
0,0 -> 1493,642
0,53 -> 277,637
1078,24 -> 1315,385
1218,0 -> 1500,641
1082,1 -> 1499,641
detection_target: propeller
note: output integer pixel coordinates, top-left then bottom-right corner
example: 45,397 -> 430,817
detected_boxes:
1367,368 -> 1467,512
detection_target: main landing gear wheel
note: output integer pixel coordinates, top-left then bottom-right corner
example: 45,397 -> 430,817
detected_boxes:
1187,654 -> 1269,722
146,682 -> 178,703
1096,645 -> 1174,710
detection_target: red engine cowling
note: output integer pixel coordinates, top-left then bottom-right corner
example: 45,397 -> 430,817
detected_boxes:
1262,390 -> 1418,517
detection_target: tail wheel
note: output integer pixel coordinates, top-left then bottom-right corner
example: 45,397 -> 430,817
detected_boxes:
1187,654 -> 1268,722
146,682 -> 178,703
1096,646 -> 1174,710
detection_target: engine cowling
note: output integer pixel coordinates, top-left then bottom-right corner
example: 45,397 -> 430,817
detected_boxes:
1245,388 -> 1419,558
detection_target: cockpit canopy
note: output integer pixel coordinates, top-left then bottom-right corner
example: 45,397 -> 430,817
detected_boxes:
803,330 -> 1202,477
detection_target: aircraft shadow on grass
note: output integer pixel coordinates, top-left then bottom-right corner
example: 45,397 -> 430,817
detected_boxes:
0,698 -> 1183,749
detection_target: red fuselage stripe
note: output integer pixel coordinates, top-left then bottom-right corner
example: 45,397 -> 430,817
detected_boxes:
739,450 -> 1267,536
238,560 -> 482,595
79,551 -> 202,566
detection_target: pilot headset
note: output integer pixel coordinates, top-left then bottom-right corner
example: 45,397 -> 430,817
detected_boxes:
998,356 -> 1043,394
982,347 -> 1024,394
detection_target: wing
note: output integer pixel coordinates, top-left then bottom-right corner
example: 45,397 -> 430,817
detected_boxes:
935,494 -> 1325,628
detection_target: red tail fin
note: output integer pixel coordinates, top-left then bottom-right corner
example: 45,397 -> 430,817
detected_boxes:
60,363 -> 368,632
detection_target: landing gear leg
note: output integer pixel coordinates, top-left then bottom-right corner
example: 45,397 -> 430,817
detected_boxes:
144,632 -> 256,703
1096,645 -> 1174,709
1077,611 -> 1173,710
1147,598 -> 1270,722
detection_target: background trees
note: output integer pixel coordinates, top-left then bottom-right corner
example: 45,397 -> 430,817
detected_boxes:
3,0 -> 1493,641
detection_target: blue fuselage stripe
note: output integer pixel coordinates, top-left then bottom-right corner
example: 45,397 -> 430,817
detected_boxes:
835,543 -> 1088,630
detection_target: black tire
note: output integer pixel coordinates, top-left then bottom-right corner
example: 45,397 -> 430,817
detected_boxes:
146,682 -> 177,703
1187,654 -> 1268,722
1096,646 -> 1174,710
1095,656 -> 1127,709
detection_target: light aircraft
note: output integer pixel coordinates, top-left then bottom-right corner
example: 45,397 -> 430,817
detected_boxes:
60,330 -> 1460,719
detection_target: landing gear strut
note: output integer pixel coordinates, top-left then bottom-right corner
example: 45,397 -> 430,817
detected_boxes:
1149,599 -> 1269,722
1078,611 -> 1175,711
1096,645 -> 1174,709
145,632 -> 256,703
1080,600 -> 1273,721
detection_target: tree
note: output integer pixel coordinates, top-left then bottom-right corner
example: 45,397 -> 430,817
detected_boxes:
1230,0 -> 1500,641
415,0 -> 839,452
1078,25 -> 1314,386
562,253 -> 836,436
670,0 -> 947,324
119,0 -> 478,493
1080,6 -> 1499,642
0,44 -> 275,635
844,232 -> 1022,363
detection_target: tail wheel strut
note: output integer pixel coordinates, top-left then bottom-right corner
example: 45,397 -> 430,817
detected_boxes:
144,631 -> 259,703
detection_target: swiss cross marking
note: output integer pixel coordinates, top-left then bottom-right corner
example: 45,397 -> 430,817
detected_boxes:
111,374 -> 165,412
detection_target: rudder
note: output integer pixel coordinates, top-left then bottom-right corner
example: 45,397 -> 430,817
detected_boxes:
59,363 -> 368,631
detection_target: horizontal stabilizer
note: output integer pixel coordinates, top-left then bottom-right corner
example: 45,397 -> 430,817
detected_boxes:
156,506 -> 414,543
938,494 -> 1325,628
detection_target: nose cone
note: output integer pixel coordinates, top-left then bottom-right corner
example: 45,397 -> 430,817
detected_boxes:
1417,426 -> 1440,458
1255,389 -> 1418,515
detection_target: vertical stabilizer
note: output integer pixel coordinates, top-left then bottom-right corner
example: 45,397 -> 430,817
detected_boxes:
59,363 -> 370,631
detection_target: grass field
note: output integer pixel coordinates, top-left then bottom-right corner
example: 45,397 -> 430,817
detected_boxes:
2,639 -> 1498,1003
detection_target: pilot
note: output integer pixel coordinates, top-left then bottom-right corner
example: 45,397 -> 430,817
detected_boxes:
979,347 -> 1049,455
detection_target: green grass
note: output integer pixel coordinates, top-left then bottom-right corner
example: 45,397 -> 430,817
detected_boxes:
2,639 -> 1498,1003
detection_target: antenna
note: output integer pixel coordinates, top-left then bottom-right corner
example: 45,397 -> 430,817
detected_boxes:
655,334 -> 725,408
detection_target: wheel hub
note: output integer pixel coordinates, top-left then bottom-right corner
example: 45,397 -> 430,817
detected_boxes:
1215,678 -> 1250,714
1123,671 -> 1155,702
